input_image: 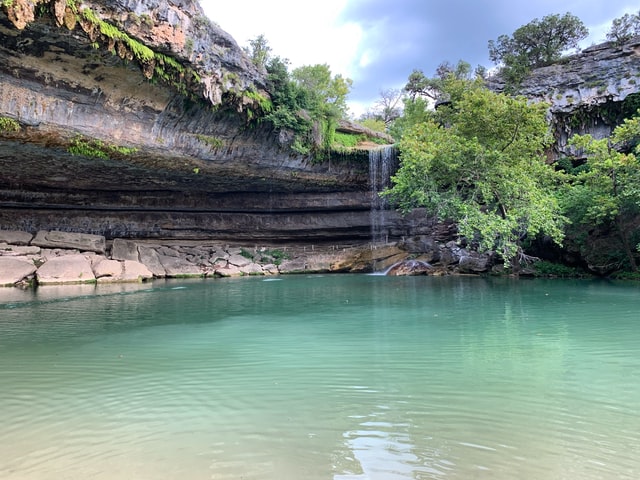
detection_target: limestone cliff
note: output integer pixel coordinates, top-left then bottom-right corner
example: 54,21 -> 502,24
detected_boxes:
0,0 -> 400,242
489,36 -> 640,158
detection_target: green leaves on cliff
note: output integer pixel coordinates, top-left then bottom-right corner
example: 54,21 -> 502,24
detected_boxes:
243,34 -> 353,155
561,112 -> 640,270
385,84 -> 566,265
261,55 -> 352,155
68,135 -> 137,159
0,116 -> 20,133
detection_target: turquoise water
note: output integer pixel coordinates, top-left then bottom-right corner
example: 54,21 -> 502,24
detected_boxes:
0,275 -> 639,480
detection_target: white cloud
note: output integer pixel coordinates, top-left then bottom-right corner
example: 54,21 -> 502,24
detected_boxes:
199,0 -> 362,78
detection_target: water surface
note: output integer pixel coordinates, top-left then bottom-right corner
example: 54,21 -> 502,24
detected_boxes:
1,276 -> 638,479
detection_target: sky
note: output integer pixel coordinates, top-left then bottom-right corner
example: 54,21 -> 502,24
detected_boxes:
200,1 -> 638,117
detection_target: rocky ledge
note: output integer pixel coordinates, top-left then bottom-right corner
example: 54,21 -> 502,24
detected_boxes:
0,229 -> 496,287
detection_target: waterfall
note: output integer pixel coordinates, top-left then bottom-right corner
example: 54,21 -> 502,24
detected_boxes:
369,145 -> 398,246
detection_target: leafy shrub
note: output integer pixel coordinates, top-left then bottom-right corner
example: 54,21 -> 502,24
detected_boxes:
532,261 -> 587,277
68,135 -> 137,159
0,116 -> 20,132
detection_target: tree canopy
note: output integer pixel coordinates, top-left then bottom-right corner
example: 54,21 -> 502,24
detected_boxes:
606,10 -> 640,45
384,83 -> 566,266
561,112 -> 640,270
488,13 -> 588,88
244,36 -> 352,155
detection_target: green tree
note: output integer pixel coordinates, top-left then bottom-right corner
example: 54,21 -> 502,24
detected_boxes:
391,61 -> 478,140
606,10 -> 640,45
489,13 -> 588,88
243,34 -> 272,70
405,60 -> 474,102
291,63 -> 352,117
262,59 -> 352,155
563,113 -> 640,270
385,85 -> 566,266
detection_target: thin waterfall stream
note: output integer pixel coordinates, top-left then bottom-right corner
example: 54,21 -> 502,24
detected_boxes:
369,145 -> 398,246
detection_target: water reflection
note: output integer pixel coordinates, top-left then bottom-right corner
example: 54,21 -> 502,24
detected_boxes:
0,276 -> 639,480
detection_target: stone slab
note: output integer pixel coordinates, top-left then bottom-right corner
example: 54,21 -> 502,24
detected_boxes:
32,230 -> 106,254
111,238 -> 140,261
138,246 -> 166,277
0,244 -> 41,256
0,230 -> 34,245
93,259 -> 123,279
0,257 -> 37,286
36,254 -> 96,285
157,254 -> 204,277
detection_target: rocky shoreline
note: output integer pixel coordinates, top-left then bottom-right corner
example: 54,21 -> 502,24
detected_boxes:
0,229 -> 496,288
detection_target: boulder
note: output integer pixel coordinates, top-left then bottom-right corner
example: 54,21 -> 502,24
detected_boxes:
227,253 -> 252,268
0,244 -> 41,256
215,264 -> 242,277
278,259 -> 308,274
138,246 -> 167,277
111,238 -> 140,261
386,260 -> 433,276
157,254 -> 204,277
0,257 -> 37,286
0,230 -> 34,245
240,263 -> 264,275
122,260 -> 153,282
36,254 -> 96,285
95,259 -> 153,283
458,254 -> 491,273
93,259 -> 124,279
399,235 -> 441,262
32,230 -> 106,254
330,245 -> 407,273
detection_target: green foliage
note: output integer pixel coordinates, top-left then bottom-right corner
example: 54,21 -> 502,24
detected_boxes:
260,249 -> 290,265
68,135 -> 137,159
194,134 -> 224,149
606,10 -> 640,45
358,118 -> 387,133
561,112 -> 640,270
385,85 -> 566,265
388,96 -> 431,140
405,60 -> 474,102
292,64 -> 352,118
262,54 -> 352,157
610,270 -> 640,280
66,0 -> 78,14
333,132 -> 362,148
79,7 -> 197,97
0,116 -> 20,132
242,89 -> 273,121
243,34 -> 272,69
532,261 -> 586,278
489,13 -> 588,89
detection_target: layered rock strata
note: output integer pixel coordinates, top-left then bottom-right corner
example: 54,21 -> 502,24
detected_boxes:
0,1 -> 392,242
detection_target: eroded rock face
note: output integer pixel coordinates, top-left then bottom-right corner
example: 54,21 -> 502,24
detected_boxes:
0,1 -> 389,242
489,36 -> 640,158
